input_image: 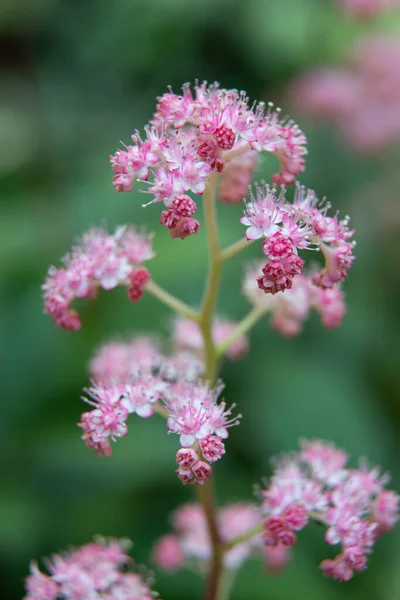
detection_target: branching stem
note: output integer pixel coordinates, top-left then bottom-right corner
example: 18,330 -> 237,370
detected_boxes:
146,279 -> 200,322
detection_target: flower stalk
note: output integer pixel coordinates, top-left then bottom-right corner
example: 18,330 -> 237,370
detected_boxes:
146,279 -> 200,322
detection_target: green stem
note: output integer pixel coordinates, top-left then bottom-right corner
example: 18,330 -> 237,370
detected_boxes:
220,237 -> 254,262
218,569 -> 238,600
222,522 -> 264,551
199,172 -> 222,385
216,307 -> 267,358
146,279 -> 200,322
196,174 -> 226,600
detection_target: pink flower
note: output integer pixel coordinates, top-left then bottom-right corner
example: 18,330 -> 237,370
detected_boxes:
320,555 -> 354,582
260,439 -> 398,581
24,538 -> 155,600
152,534 -> 185,571
127,267 -> 151,302
372,490 -> 399,534
112,82 -> 307,235
240,184 -> 285,241
200,435 -> 226,463
43,226 -> 155,330
311,285 -> 347,328
242,183 -> 355,296
78,370 -> 166,455
164,380 -> 241,447
176,447 -> 199,469
264,543 -> 292,574
24,564 -> 59,600
191,460 -> 213,485
300,439 -> 348,485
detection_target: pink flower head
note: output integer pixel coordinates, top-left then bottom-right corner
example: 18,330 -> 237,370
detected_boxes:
81,345 -> 236,477
242,183 -> 355,296
43,226 -> 155,330
163,379 -> 241,448
260,439 -> 398,581
112,82 -> 307,234
24,538 -> 155,600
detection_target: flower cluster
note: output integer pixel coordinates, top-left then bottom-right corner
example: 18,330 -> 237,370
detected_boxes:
152,503 -> 263,572
172,316 -> 248,360
243,263 -> 346,336
78,336 -> 240,483
24,538 -> 155,600
110,81 -> 307,236
290,34 -> 400,153
241,183 -> 355,295
42,226 -> 154,330
260,439 -> 399,581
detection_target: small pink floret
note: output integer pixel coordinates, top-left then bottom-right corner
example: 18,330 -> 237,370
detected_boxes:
152,534 -> 185,571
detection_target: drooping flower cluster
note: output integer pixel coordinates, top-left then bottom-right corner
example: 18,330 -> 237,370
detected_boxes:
24,538 -> 155,600
172,316 -> 249,360
260,439 -> 399,581
78,336 -> 240,484
42,226 -> 154,330
243,262 -> 346,336
290,34 -> 400,153
241,183 -> 355,295
152,503 -> 263,572
110,82 -> 307,236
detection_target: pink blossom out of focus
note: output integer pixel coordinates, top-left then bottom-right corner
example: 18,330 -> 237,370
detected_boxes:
291,34 -> 400,153
337,0 -> 400,19
153,503 -> 263,572
24,538 -> 154,600
260,439 -> 399,581
172,315 -> 249,361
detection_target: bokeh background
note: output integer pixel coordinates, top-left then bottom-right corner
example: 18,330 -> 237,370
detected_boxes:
1,0 -> 400,598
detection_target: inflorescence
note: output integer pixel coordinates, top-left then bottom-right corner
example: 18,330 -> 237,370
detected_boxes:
260,439 -> 399,581
110,81 -> 307,238
78,335 -> 241,485
36,81 -> 397,595
24,538 -> 155,600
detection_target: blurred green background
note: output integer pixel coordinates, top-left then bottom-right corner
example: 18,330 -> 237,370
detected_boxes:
1,0 -> 399,598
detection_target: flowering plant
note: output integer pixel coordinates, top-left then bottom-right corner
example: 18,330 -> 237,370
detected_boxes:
30,82 -> 397,600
